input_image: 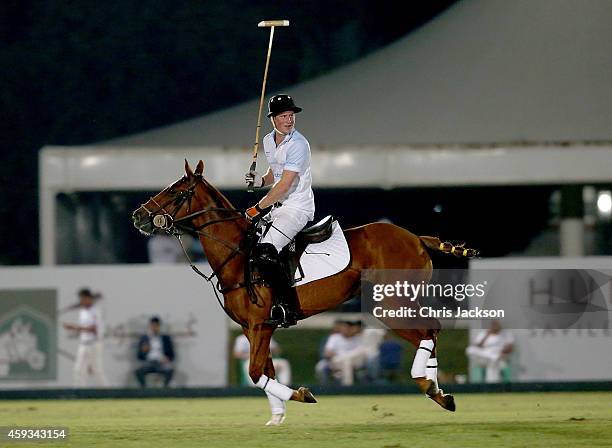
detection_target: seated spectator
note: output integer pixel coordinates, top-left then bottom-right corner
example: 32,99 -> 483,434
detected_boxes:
233,334 -> 291,386
316,321 -> 384,386
331,322 -> 385,385
466,320 -> 514,383
377,333 -> 403,383
135,316 -> 175,387
315,320 -> 352,385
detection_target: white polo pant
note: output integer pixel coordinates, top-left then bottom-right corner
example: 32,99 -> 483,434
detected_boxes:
73,341 -> 109,387
466,346 -> 503,383
260,206 -> 310,252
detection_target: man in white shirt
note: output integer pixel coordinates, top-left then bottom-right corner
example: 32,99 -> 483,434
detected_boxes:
329,321 -> 384,386
244,94 -> 315,327
63,288 -> 108,387
466,320 -> 515,383
316,320 -> 377,385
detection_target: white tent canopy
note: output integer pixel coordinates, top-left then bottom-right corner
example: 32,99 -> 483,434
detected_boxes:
105,0 -> 612,147
40,0 -> 612,264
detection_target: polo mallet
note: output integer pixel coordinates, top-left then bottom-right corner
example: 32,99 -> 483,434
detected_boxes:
247,19 -> 290,192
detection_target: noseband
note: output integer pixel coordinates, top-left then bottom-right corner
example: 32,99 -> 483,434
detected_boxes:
136,183 -> 196,235
135,179 -> 248,290
134,177 -> 267,327
136,181 -> 242,239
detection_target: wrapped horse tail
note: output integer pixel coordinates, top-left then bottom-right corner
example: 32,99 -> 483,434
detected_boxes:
418,236 -> 479,258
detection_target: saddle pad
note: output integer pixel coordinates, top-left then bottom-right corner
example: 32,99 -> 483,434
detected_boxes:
294,220 -> 350,286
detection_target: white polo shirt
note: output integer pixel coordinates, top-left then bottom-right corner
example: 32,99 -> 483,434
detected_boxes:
323,333 -> 362,357
262,129 -> 315,220
147,334 -> 164,361
78,306 -> 102,344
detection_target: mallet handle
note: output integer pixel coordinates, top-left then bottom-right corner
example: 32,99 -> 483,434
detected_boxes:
248,25 -> 276,192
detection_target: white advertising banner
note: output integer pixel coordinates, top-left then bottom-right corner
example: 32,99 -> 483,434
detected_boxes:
469,257 -> 612,382
0,264 -> 228,389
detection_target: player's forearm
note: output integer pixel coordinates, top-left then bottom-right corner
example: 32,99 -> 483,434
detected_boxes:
259,183 -> 290,208
261,170 -> 274,187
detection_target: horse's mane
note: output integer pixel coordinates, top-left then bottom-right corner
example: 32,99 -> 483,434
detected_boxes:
198,176 -> 237,211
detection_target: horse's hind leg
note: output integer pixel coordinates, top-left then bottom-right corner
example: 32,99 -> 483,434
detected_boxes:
394,328 -> 456,412
394,329 -> 437,393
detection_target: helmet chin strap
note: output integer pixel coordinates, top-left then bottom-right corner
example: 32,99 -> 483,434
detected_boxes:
271,118 -> 288,137
274,127 -> 288,136
271,114 -> 295,138
271,119 -> 294,137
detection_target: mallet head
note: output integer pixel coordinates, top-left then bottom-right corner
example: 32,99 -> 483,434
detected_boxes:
258,20 -> 289,27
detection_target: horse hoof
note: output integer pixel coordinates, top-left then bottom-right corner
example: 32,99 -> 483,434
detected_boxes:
296,386 -> 317,403
442,394 -> 456,412
265,414 -> 286,426
414,378 -> 435,395
429,392 -> 456,412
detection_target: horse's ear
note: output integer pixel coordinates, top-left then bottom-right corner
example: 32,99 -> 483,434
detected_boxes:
185,159 -> 194,178
195,160 -> 204,176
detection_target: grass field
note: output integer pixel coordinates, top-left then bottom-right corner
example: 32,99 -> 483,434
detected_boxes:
2,392 -> 611,447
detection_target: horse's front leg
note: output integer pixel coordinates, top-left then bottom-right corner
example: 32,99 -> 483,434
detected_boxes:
246,324 -> 284,425
260,356 -> 286,425
247,323 -> 317,425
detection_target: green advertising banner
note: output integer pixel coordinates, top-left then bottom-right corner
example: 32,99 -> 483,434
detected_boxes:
0,289 -> 57,380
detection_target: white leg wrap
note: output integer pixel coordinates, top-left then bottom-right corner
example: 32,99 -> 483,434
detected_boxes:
266,391 -> 286,415
426,357 -> 439,393
411,339 -> 434,378
256,374 -> 294,401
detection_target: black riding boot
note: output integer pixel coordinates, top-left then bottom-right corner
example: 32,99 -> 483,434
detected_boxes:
255,243 -> 298,327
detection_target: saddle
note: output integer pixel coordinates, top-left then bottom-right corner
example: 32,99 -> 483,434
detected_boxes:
279,215 -> 335,286
246,215 -> 335,328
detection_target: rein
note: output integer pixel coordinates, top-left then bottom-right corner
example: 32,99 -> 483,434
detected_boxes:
136,179 -> 261,327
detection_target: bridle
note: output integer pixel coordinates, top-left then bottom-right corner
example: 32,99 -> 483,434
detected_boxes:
134,177 -> 251,295
137,179 -> 241,239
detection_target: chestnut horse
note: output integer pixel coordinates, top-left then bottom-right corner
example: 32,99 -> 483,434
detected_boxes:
132,160 -> 473,423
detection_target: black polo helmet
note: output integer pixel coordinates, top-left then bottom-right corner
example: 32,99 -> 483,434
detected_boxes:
267,94 -> 302,117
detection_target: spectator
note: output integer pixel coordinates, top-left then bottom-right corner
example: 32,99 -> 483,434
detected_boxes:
466,320 -> 515,383
315,320 -> 353,384
330,322 -> 384,386
63,288 -> 108,387
233,334 -> 291,386
315,320 -> 384,386
135,316 -> 175,387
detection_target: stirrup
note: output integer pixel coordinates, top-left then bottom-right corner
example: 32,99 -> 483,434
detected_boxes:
264,304 -> 296,328
264,304 -> 287,327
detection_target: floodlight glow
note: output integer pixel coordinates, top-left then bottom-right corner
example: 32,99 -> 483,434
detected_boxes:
597,191 -> 612,214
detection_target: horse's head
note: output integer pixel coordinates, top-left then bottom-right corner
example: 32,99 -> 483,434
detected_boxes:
132,160 -> 205,236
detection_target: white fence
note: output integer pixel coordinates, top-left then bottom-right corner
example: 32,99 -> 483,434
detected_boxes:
0,264 -> 227,389
469,257 -> 612,381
